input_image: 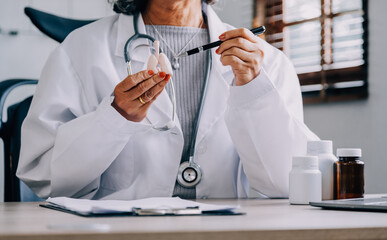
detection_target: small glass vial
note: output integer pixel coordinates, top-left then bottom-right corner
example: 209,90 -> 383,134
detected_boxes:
334,148 -> 364,199
289,156 -> 322,205
307,140 -> 337,200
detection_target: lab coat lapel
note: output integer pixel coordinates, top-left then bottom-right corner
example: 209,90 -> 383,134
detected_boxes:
194,6 -> 234,146
114,13 -> 179,131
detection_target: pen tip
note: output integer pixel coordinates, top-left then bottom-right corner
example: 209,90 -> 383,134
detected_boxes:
177,52 -> 188,58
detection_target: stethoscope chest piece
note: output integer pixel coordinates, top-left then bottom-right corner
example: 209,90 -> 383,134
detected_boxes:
177,161 -> 202,188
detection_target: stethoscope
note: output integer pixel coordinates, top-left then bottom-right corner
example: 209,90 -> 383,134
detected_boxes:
123,11 -> 212,188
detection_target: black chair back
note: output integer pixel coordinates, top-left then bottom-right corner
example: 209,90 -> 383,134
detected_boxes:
24,7 -> 96,43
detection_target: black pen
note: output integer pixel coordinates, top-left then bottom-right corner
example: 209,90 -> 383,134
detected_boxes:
177,26 -> 266,58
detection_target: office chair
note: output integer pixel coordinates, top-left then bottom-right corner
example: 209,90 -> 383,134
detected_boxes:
0,80 -> 37,202
24,7 -> 96,43
2,8 -> 96,202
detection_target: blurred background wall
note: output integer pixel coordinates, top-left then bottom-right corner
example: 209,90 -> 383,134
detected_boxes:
303,0 -> 387,196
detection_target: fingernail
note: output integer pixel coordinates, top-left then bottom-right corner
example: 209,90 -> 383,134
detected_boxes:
148,70 -> 154,75
219,34 -> 225,40
165,74 -> 171,81
215,48 -> 220,54
159,72 -> 166,78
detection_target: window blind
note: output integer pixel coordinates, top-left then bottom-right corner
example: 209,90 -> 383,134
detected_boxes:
255,0 -> 368,103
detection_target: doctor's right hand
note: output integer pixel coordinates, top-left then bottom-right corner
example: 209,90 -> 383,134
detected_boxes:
112,70 -> 170,122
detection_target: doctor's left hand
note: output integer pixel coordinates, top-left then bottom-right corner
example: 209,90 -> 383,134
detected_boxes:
112,70 -> 170,122
216,28 -> 264,86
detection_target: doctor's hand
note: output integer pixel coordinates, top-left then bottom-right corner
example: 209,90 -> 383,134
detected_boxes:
112,70 -> 170,122
216,28 -> 264,86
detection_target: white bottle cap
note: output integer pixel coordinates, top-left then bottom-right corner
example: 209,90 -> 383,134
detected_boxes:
307,140 -> 333,155
292,156 -> 318,169
337,148 -> 362,157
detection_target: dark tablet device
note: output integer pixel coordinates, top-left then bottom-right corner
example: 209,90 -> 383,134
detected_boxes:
310,197 -> 387,212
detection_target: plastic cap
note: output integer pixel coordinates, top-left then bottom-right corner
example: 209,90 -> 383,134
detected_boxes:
337,148 -> 362,157
292,156 -> 319,169
307,140 -> 333,155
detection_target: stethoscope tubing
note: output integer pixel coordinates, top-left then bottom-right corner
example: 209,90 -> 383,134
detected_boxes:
125,13 -> 176,128
123,10 -> 212,188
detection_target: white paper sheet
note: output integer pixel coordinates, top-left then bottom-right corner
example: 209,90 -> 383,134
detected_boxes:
47,197 -> 238,215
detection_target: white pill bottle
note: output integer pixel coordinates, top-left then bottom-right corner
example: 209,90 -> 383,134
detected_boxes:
289,156 -> 322,205
307,140 -> 337,200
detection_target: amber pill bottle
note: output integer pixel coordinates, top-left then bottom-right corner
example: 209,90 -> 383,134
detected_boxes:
334,148 -> 364,200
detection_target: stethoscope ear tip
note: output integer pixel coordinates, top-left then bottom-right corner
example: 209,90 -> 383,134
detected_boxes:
166,121 -> 176,129
152,121 -> 176,131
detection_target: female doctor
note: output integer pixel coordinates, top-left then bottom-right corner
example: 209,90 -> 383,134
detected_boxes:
17,0 -> 318,200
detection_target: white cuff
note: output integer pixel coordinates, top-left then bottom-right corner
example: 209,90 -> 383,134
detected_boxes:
95,96 -> 151,135
228,68 -> 275,107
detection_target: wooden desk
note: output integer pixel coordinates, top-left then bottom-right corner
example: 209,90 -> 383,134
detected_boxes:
1,197 -> 387,240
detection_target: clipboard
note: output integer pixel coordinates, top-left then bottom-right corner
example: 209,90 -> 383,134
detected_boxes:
40,198 -> 245,217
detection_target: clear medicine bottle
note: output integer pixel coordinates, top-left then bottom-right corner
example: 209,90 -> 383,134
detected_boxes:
307,140 -> 337,200
334,148 -> 364,199
289,156 -> 322,205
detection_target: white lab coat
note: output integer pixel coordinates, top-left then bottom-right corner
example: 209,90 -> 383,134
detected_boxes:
17,6 -> 318,200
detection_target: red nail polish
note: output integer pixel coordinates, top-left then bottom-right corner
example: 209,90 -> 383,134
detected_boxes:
148,70 -> 154,75
215,48 -> 219,54
159,72 -> 166,78
219,34 -> 225,40
165,74 -> 171,81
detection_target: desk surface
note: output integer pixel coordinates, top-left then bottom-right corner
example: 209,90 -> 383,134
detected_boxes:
1,196 -> 387,240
